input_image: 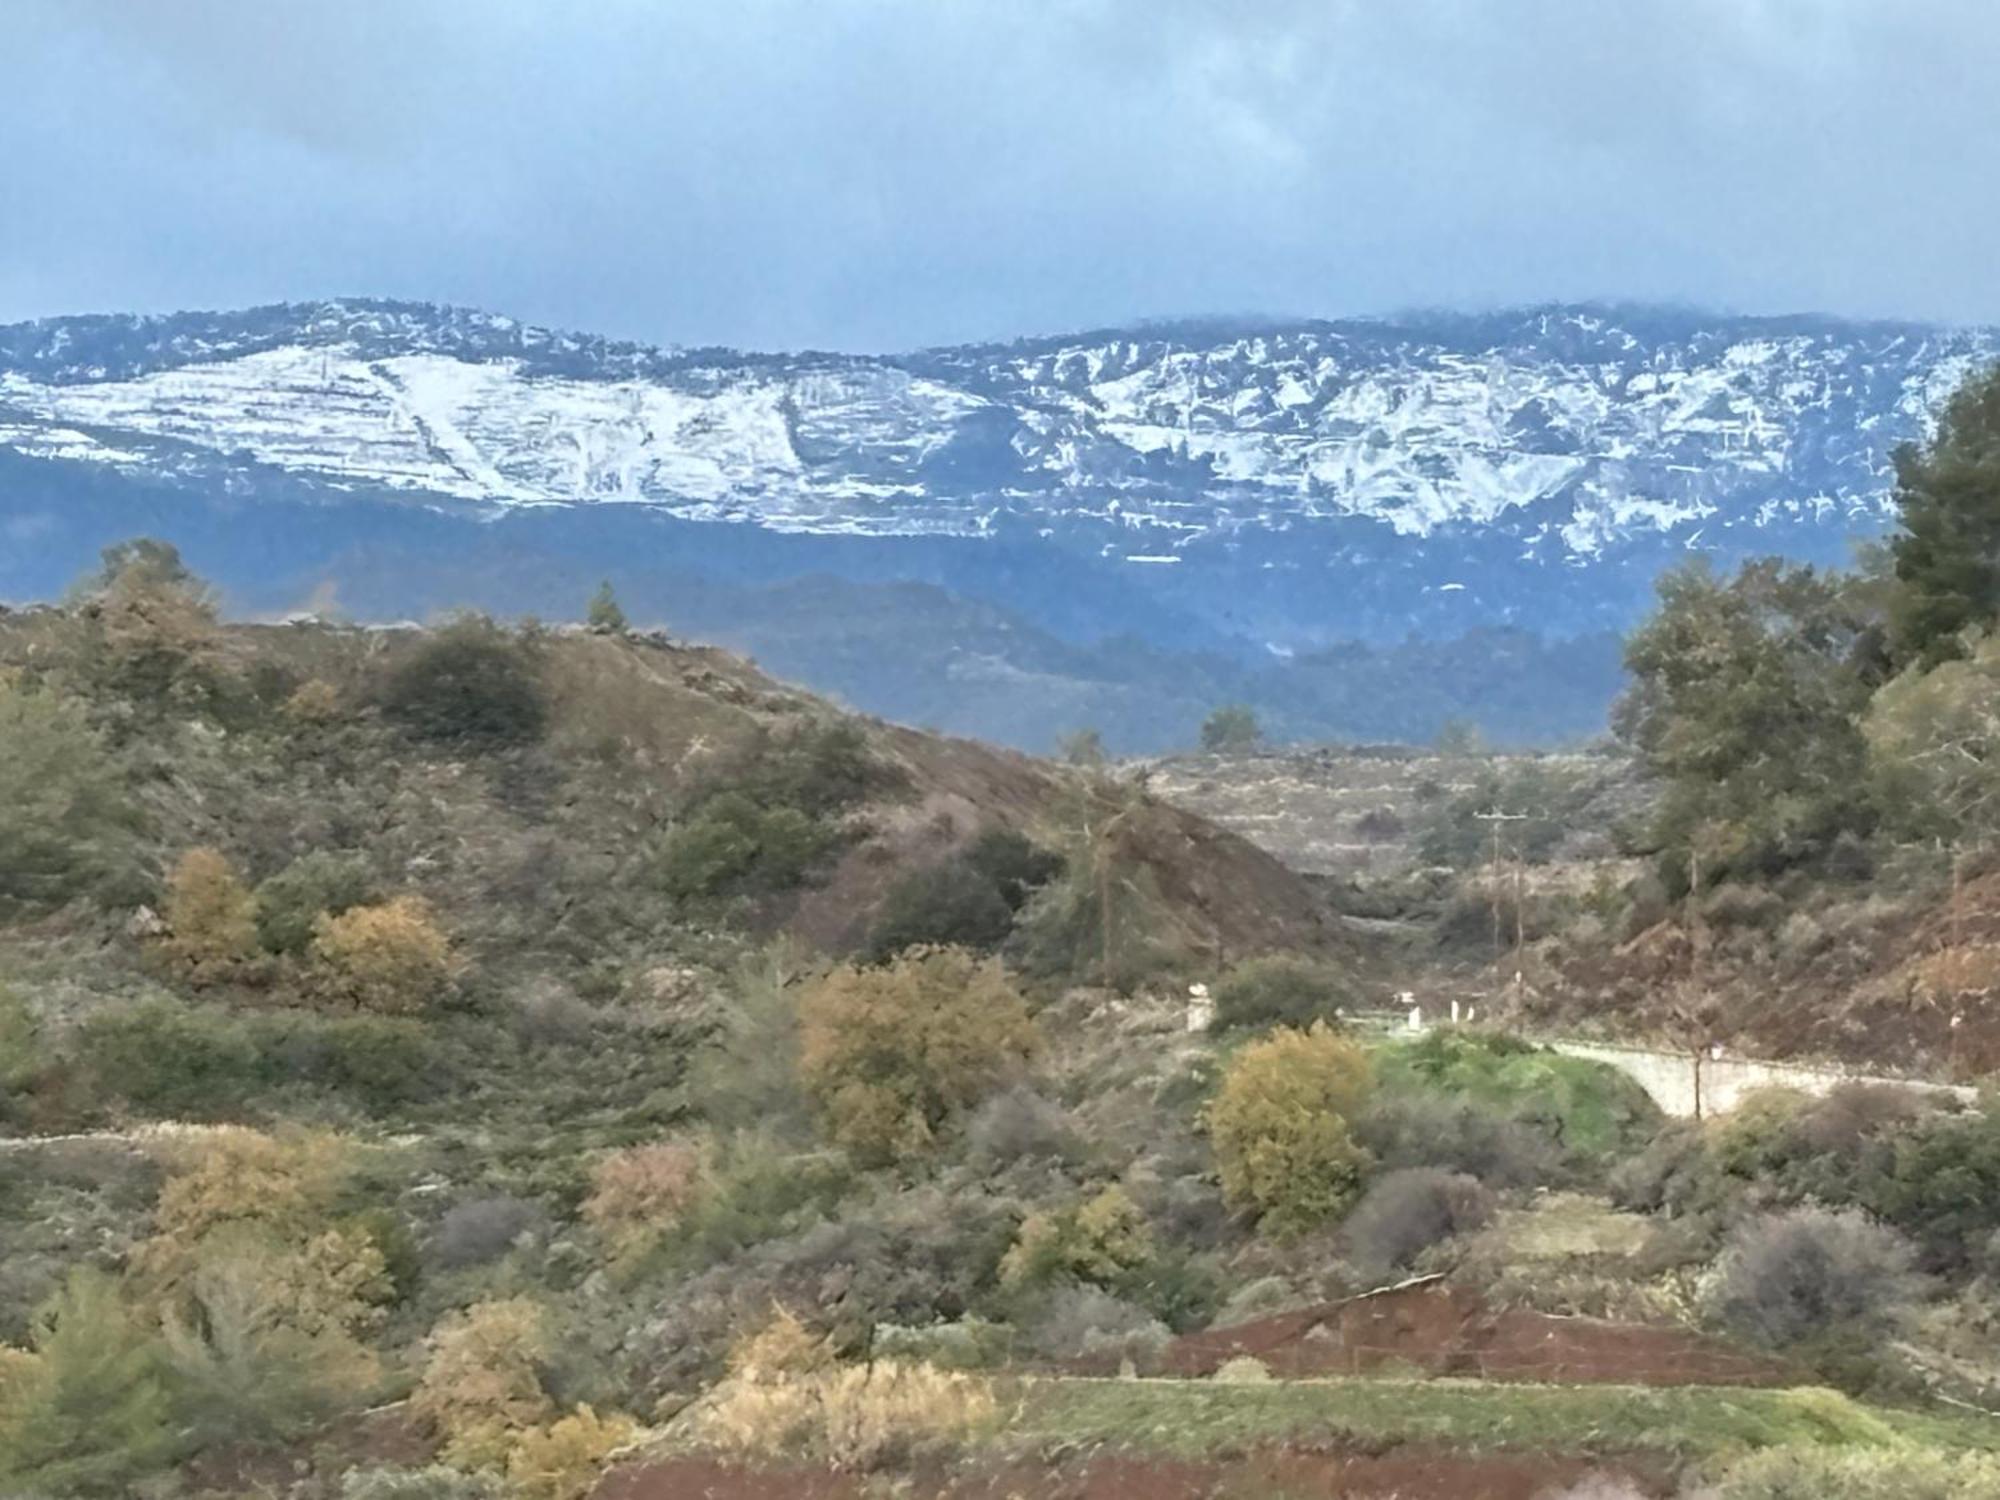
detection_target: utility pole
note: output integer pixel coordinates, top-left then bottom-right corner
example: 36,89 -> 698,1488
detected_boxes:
1473,809 -> 1530,985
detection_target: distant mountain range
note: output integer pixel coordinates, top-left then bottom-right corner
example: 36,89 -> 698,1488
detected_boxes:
1,299 -> 1986,750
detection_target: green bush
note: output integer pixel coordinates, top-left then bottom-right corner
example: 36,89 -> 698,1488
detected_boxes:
1372,1031 -> 1660,1166
1856,1101 -> 2000,1271
658,792 -> 838,899
255,851 -> 377,955
0,988 -> 45,1126
1211,954 -> 1354,1032
866,859 -> 1015,960
962,829 -> 1063,910
0,1268 -> 183,1497
75,1000 -> 262,1118
735,720 -> 883,817
0,680 -> 138,915
380,618 -> 547,746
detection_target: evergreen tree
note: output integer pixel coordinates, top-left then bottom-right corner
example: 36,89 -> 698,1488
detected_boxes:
0,1269 -> 181,1496
1889,361 -> 2000,667
1617,558 -> 1874,880
586,580 -> 628,634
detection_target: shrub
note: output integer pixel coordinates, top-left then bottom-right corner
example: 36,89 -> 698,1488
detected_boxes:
657,792 -> 838,900
581,1141 -> 705,1260
140,1129 -> 356,1282
736,720 -> 881,817
865,859 -> 1015,960
1371,1031 -> 1660,1165
1016,1284 -> 1171,1365
798,948 -> 1039,1162
380,619 -> 547,746
999,1186 -> 1152,1290
0,1268 -> 181,1497
158,1226 -> 386,1445
962,829 -> 1063,910
412,1299 -> 556,1469
431,1197 -> 546,1272
1199,705 -> 1261,753
75,999 -> 262,1117
77,538 -> 222,705
1350,1092 -> 1557,1189
584,581 -> 627,635
692,1358 -> 994,1472
312,896 -> 459,1013
1705,1207 -> 1926,1355
1340,1168 -> 1495,1281
159,847 -> 260,981
0,679 -> 137,914
255,851 -> 376,956
1709,1445 -> 2000,1499
506,1404 -> 638,1500
1206,1023 -> 1372,1236
0,988 -> 45,1125
1856,1101 -> 2000,1270
963,1086 -> 1082,1167
282,678 -> 345,725
1210,954 -> 1354,1032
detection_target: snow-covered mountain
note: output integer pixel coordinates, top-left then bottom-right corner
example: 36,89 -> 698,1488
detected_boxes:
0,298 -> 1989,749
2,299 -> 1987,556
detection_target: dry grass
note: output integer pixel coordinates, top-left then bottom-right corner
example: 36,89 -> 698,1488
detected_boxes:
689,1359 -> 997,1471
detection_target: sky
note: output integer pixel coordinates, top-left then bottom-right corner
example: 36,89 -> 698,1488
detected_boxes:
4,0 -> 1998,353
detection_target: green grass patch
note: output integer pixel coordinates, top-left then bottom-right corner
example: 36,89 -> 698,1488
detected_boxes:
998,1376 -> 2000,1465
1371,1030 -> 1661,1163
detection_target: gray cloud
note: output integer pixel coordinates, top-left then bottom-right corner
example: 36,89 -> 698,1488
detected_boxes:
4,0 -> 1998,350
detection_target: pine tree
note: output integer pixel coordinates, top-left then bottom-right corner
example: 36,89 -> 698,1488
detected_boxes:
586,581 -> 628,634
0,1269 -> 181,1496
1889,361 -> 2000,667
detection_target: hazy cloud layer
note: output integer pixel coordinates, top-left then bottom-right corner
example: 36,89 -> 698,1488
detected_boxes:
5,0 -> 1997,350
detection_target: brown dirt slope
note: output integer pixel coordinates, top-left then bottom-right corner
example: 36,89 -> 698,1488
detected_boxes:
1149,1278 -> 1790,1388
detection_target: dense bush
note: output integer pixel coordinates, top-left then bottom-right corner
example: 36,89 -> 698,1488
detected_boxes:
76,999 -> 262,1118
998,1186 -> 1153,1291
735,720 -> 883,817
1206,1023 -> 1372,1236
1210,954 -> 1355,1032
865,859 -> 1015,960
798,948 -> 1040,1163
1340,1168 -> 1495,1282
963,1086 -> 1082,1167
412,1298 -> 556,1469
1351,1091 -> 1558,1189
581,1141 -> 705,1261
0,680 -> 137,915
1705,1206 -> 1926,1355
1372,1031 -> 1660,1165
430,1197 -> 546,1272
380,619 -> 547,746
657,792 -> 838,900
159,847 -> 260,981
255,851 -> 376,956
312,896 -> 459,1013
961,828 -> 1063,909
0,1268 -> 182,1496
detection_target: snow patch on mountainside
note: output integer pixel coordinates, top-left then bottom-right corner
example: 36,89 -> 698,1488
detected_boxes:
1,300 -> 1993,556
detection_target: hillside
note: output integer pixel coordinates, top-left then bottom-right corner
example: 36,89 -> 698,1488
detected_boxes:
9,555 -> 2000,1500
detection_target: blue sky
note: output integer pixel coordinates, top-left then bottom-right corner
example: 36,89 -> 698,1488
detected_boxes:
5,0 -> 1997,351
